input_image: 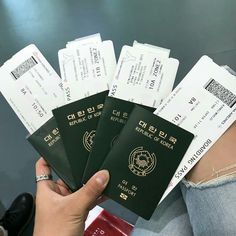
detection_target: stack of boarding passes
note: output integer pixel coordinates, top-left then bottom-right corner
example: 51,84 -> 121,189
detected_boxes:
1,33 -> 236,219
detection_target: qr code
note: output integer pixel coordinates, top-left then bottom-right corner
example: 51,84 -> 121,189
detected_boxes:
204,79 -> 236,108
11,56 -> 37,79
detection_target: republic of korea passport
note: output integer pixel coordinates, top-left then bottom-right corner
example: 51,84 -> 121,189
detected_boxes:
101,106 -> 194,219
52,90 -> 108,188
82,44 -> 178,183
82,96 -> 154,183
27,117 -> 77,191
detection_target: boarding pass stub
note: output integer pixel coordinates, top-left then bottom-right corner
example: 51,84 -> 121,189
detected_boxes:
154,55 -> 236,202
0,44 -> 64,133
133,41 -> 170,58
66,33 -> 102,48
58,40 -> 116,103
109,45 -> 179,108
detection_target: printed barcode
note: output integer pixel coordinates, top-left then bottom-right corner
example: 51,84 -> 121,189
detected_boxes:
11,56 -> 37,79
204,79 -> 236,108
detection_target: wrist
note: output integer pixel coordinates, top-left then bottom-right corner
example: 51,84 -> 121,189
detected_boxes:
187,121 -> 236,183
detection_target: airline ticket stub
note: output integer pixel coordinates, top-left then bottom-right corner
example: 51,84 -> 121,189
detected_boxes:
108,45 -> 179,108
0,44 -> 64,133
66,33 -> 102,48
133,41 -> 170,58
154,55 -> 236,202
58,40 -> 116,103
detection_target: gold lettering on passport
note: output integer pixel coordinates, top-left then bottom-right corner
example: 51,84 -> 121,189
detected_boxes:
117,184 -> 137,196
117,179 -> 138,200
128,146 -> 156,176
44,128 -> 61,147
83,130 -> 96,152
136,120 -> 178,150
110,109 -> 129,124
67,103 -> 103,126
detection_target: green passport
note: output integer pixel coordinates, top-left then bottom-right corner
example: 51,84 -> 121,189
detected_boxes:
27,117 -> 77,191
82,96 -> 154,183
101,106 -> 194,220
52,90 -> 108,188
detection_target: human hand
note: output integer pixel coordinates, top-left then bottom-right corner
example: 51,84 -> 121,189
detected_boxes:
33,158 -> 109,236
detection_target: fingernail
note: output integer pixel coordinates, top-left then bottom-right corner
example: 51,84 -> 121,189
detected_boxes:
95,170 -> 109,186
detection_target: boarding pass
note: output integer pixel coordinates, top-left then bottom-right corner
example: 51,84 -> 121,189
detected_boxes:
109,45 -> 179,108
0,44 -> 64,133
66,33 -> 102,48
154,55 -> 236,202
133,40 -> 170,58
58,40 -> 116,103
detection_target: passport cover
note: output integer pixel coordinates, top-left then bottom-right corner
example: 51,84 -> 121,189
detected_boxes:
85,209 -> 133,236
52,90 -> 108,188
27,117 -> 77,191
82,96 -> 154,183
101,106 -> 194,219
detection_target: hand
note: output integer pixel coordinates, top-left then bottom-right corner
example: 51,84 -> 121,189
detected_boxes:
33,158 -> 109,236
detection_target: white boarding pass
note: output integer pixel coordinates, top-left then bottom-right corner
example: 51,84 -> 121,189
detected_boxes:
154,55 -> 236,202
0,44 -> 64,133
109,45 -> 179,108
66,33 -> 102,48
58,40 -> 116,103
133,41 -> 170,58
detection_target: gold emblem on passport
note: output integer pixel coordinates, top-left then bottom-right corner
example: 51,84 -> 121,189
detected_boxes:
120,193 -> 128,200
128,146 -> 156,176
83,130 -> 96,152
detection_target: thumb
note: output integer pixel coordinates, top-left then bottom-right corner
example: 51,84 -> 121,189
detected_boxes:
73,170 -> 109,210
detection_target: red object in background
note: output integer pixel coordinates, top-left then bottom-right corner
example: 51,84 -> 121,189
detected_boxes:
84,210 -> 134,236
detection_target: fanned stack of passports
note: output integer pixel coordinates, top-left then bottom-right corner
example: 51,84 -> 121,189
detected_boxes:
1,33 -> 236,219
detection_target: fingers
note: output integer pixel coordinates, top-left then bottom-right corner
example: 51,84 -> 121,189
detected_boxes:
73,170 -> 109,210
56,179 -> 71,196
55,184 -> 71,196
35,157 -> 53,189
56,179 -> 70,189
35,157 -> 51,176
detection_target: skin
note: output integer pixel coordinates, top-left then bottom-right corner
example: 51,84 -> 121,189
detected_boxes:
33,122 -> 236,235
33,158 -> 109,236
187,121 -> 236,183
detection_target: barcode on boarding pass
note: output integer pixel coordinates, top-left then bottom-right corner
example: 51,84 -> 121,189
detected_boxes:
11,56 -> 38,79
204,79 -> 236,108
